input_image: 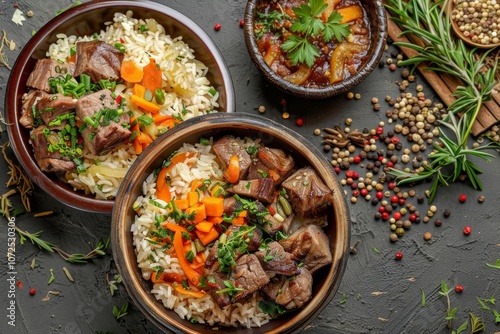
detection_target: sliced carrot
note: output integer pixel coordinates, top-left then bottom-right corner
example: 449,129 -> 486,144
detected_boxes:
68,54 -> 77,63
196,221 -> 214,233
189,179 -> 204,192
238,210 -> 248,218
231,216 -> 246,226
206,216 -> 224,224
142,58 -> 163,93
321,0 -> 342,22
263,44 -> 280,67
173,231 -> 201,286
223,155 -> 240,183
173,284 -> 206,298
159,118 -> 177,129
132,83 -> 146,98
201,196 -> 224,217
164,151 -> 197,175
186,204 -> 207,224
195,227 -> 219,246
133,136 -> 143,155
337,5 -> 363,24
156,167 -> 169,195
191,252 -> 206,269
268,169 -> 280,182
121,60 -> 144,83
130,94 -> 161,113
174,198 -> 189,210
156,184 -> 171,202
137,131 -> 154,145
164,223 -> 188,233
187,191 -> 199,207
152,113 -> 174,125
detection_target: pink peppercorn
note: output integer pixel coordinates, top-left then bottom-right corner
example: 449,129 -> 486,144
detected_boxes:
214,23 -> 221,31
395,252 -> 403,260
459,194 -> 467,203
455,285 -> 464,293
463,226 -> 471,235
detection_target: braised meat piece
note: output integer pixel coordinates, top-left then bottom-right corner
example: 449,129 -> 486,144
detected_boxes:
26,59 -> 75,92
205,263 -> 231,308
256,147 -> 294,181
204,240 -> 219,269
31,126 -> 76,172
76,89 -> 131,156
261,275 -> 287,300
223,196 -> 243,216
226,178 -> 275,204
231,254 -> 270,303
275,267 -> 313,309
212,136 -> 252,181
279,224 -> 332,274
35,92 -> 77,126
247,159 -> 270,180
255,241 -> 297,276
19,90 -> 44,129
281,166 -> 333,219
74,41 -> 124,83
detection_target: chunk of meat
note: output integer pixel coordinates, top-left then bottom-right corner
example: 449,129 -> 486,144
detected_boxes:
30,126 -> 76,172
74,41 -> 124,83
255,241 -> 297,276
19,90 -> 43,129
205,263 -> 231,309
279,224 -> 332,274
204,240 -> 219,269
26,59 -> 75,92
247,160 -> 270,180
261,275 -> 287,300
226,178 -> 275,204
281,166 -> 333,219
231,254 -> 270,303
223,196 -> 243,216
76,89 -> 131,156
35,92 -> 77,126
212,136 -> 252,181
275,267 -> 313,309
257,147 -> 294,181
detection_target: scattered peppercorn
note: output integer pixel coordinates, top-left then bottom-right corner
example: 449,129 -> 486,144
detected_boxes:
29,288 -> 36,296
434,218 -> 442,227
258,105 -> 265,113
296,118 -> 304,127
214,23 -> 221,31
395,252 -> 403,260
463,226 -> 471,236
478,195 -> 485,203
443,209 -> 451,218
423,232 -> 432,241
459,194 -> 467,203
454,285 -> 464,293
239,20 -> 244,28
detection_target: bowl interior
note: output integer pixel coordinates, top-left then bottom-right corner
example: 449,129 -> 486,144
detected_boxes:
112,113 -> 350,333
243,0 -> 387,99
5,0 -> 234,213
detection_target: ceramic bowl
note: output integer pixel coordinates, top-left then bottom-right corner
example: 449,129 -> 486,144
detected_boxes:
111,113 -> 350,333
243,0 -> 387,99
5,0 -> 234,214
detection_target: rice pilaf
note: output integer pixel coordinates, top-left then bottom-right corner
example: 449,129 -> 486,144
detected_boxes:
45,11 -> 220,199
131,138 -> 271,327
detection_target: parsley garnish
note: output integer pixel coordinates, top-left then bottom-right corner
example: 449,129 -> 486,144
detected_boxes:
217,225 -> 255,273
280,0 -> 351,67
258,300 -> 287,318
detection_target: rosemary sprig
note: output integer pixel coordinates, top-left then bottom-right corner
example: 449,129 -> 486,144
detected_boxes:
385,0 -> 500,202
15,226 -> 109,263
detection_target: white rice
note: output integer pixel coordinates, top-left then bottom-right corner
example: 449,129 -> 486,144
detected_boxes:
131,139 -> 271,328
47,11 -> 220,199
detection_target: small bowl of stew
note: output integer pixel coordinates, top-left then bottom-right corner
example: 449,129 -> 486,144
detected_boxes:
244,0 -> 387,99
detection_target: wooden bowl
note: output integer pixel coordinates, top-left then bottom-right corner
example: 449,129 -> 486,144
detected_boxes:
5,0 -> 235,213
243,0 -> 387,99
448,0 -> 500,49
111,113 -> 351,333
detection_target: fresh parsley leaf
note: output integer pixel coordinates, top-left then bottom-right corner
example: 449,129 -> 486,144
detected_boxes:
323,11 -> 351,42
258,300 -> 286,318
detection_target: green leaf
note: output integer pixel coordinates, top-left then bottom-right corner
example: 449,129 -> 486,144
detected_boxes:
486,259 -> 500,269
455,320 -> 468,333
476,297 -> 490,311
339,292 -> 347,304
372,247 -> 380,254
420,288 -> 426,307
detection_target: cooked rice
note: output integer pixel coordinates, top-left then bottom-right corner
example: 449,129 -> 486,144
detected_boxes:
46,11 -> 220,199
131,139 -> 271,328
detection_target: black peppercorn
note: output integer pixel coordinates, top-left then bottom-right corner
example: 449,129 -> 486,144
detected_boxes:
417,196 -> 424,204
434,218 -> 442,227
443,209 -> 451,218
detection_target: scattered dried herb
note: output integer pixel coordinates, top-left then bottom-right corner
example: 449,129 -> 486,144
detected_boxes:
41,290 -> 60,302
486,259 -> 500,270
112,302 -> 128,319
1,29 -> 14,70
2,142 -> 34,213
63,267 -> 74,282
48,269 -> 55,285
107,274 -> 122,296
420,288 -> 426,307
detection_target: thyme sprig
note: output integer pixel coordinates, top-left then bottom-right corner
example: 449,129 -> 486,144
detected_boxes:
385,0 -> 500,202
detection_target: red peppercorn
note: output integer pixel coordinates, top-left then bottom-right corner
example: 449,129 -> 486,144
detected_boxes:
352,190 -> 359,197
29,288 -> 36,296
353,156 -> 361,164
388,182 -> 395,190
214,23 -> 221,31
345,170 -> 354,178
409,214 -> 417,222
395,252 -> 403,260
454,285 -> 464,293
334,166 -> 340,174
386,161 -> 394,168
239,20 -> 244,28
390,195 -> 399,203
398,198 -> 405,206
390,136 -> 400,145
463,226 -> 471,236
378,206 -> 386,213
393,212 -> 401,220
375,191 -> 384,200
381,212 -> 389,221
16,280 -> 23,288
352,171 -> 359,180
360,188 -> 368,197
376,126 -> 384,135
378,155 -> 384,162
459,194 -> 467,203
295,118 -> 304,127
